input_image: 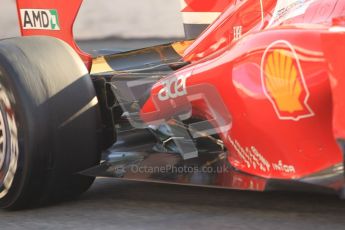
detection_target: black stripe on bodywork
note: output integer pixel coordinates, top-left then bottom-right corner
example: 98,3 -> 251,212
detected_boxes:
184,24 -> 210,39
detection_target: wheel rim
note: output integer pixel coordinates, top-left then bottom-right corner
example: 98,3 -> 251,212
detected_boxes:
0,107 -> 7,169
0,86 -> 19,199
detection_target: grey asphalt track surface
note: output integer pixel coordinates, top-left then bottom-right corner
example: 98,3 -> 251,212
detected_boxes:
1,39 -> 345,230
1,178 -> 345,230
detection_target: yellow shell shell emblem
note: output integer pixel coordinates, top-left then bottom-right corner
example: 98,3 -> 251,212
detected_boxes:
261,41 -> 314,121
264,49 -> 303,113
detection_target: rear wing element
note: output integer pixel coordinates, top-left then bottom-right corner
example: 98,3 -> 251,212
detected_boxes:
15,0 -> 92,69
180,0 -> 234,39
15,0 -> 235,68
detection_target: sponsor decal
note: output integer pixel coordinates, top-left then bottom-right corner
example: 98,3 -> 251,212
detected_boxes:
228,136 -> 271,172
158,73 -> 191,101
261,40 -> 314,121
228,137 -> 297,175
268,0 -> 315,27
233,26 -> 243,41
272,160 -> 296,174
20,9 -> 60,30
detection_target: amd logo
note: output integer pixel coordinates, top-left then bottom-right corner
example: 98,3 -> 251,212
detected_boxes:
20,9 -> 60,30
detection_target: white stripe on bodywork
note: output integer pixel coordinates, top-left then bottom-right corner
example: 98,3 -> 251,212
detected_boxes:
181,12 -> 222,24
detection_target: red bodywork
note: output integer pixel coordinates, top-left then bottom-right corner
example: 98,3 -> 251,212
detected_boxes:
141,0 -> 345,180
13,0 -> 345,189
182,0 -> 234,12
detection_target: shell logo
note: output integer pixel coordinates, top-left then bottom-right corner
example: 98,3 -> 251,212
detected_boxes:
261,40 -> 314,121
265,50 -> 303,113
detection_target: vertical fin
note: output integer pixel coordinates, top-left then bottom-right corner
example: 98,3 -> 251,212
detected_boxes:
179,0 -> 234,39
16,0 -> 92,69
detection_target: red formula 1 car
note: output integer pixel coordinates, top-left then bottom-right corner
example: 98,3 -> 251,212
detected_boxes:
0,0 -> 345,209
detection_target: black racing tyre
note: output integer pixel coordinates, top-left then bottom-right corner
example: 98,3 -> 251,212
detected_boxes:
0,36 -> 101,209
